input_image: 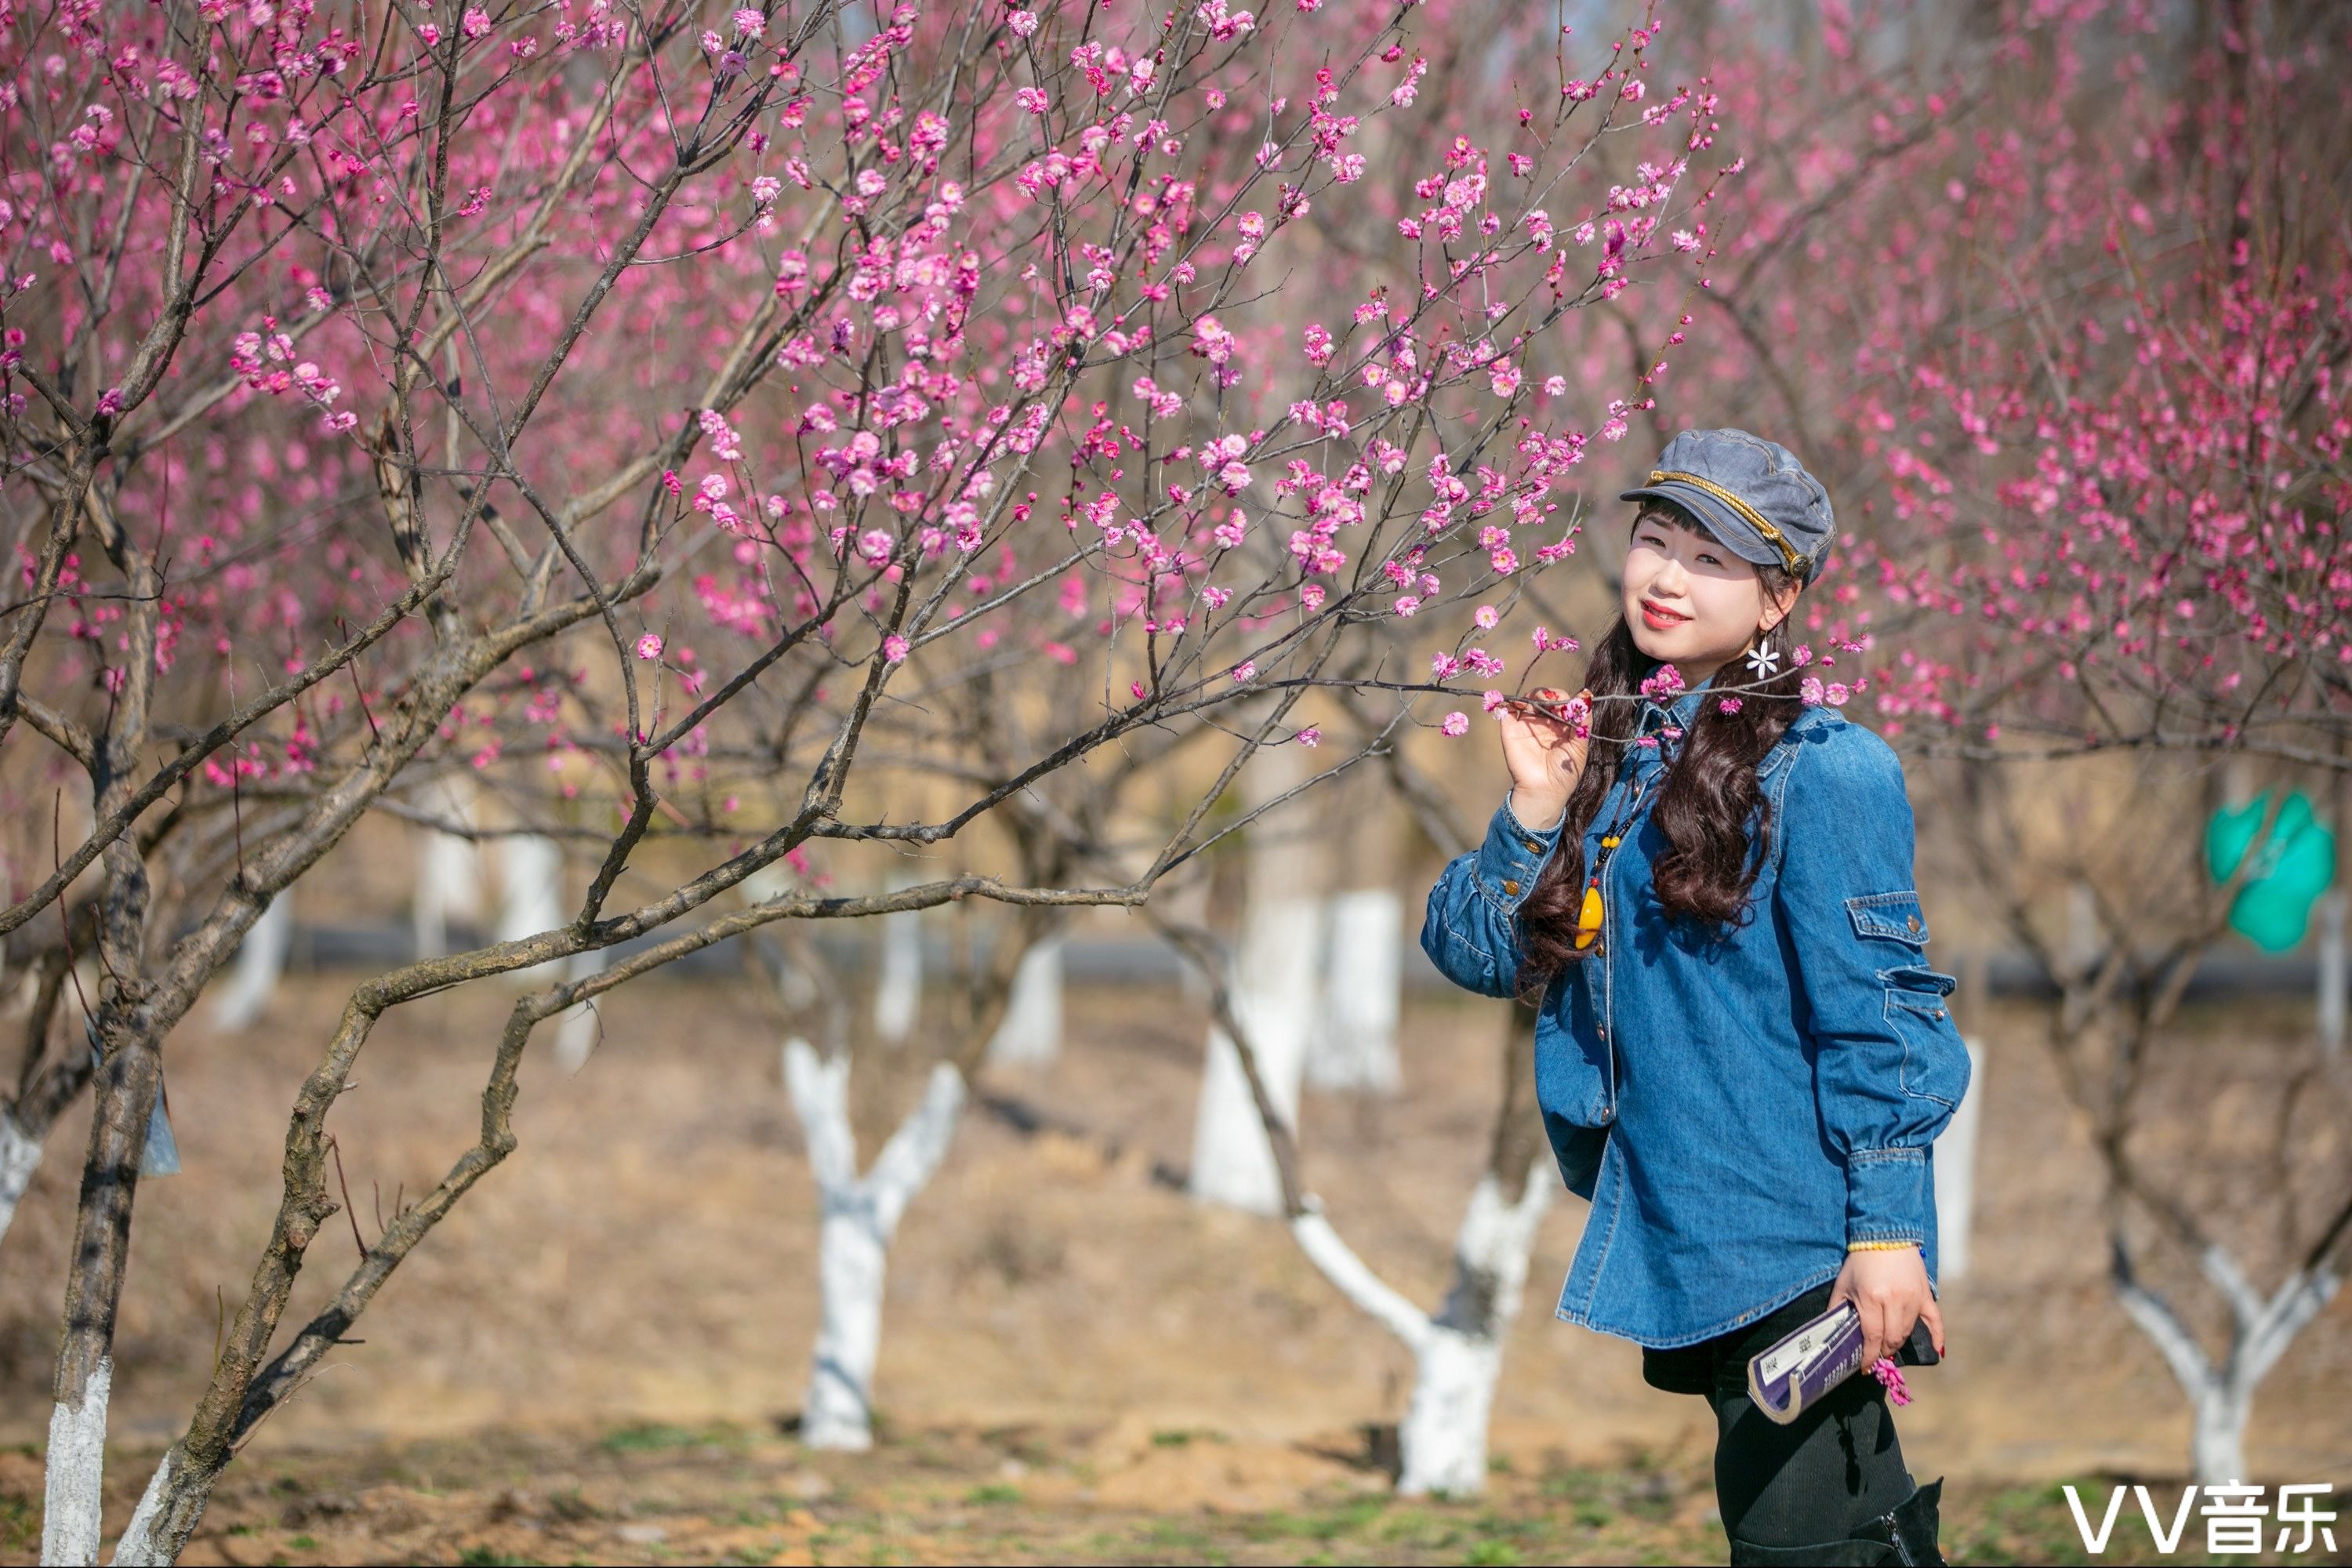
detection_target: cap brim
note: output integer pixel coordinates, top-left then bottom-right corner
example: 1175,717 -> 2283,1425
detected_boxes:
1617,482 -> 1787,570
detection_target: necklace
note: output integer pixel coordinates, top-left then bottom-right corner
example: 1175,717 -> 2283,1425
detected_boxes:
1573,746 -> 1662,953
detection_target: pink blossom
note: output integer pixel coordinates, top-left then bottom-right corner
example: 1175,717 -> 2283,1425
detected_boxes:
1441,710 -> 1470,737
635,634 -> 663,661
883,634 -> 910,663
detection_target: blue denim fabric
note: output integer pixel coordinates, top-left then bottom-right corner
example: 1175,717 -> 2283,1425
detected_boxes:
1421,679 -> 1971,1348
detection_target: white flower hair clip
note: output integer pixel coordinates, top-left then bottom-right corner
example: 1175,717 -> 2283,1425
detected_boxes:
1744,640 -> 1782,679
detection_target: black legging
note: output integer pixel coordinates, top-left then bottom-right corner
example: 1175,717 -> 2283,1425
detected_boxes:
1642,1281 -> 1917,1552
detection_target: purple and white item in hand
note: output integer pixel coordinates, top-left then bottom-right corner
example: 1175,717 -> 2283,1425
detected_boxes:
1746,1301 -> 1936,1425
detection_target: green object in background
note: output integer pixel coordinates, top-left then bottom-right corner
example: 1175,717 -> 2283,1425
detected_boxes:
2204,789 -> 2338,952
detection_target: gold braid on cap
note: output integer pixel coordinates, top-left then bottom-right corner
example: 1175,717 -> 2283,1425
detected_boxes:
1649,470 -> 1806,573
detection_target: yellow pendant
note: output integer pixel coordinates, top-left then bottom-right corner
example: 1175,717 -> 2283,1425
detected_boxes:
1574,884 -> 1604,949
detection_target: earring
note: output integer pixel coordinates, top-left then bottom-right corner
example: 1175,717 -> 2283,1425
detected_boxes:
1744,629 -> 1781,680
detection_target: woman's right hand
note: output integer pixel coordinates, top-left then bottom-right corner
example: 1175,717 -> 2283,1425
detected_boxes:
1498,688 -> 1592,830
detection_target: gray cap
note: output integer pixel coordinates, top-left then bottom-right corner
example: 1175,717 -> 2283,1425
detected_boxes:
1618,427 -> 1835,579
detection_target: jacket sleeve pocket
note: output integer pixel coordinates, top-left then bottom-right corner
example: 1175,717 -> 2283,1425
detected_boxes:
1886,989 -> 1969,1109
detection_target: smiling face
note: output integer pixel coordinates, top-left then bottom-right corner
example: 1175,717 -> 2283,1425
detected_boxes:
1621,503 -> 1800,687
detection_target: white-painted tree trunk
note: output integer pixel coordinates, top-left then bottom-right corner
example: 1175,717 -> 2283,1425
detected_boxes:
552,946 -> 611,1075
0,1112 -> 42,1252
2114,1240 -> 2339,1486
2190,1383 -> 2254,1487
207,893 -> 293,1033
873,876 -> 923,1045
1396,1324 -> 1508,1496
494,834 -> 566,985
42,1356 -> 111,1566
782,1038 -> 965,1450
2064,879 -> 2101,983
107,1448 -> 180,1566
412,780 -> 486,960
1932,1040 -> 1986,1280
1307,889 -> 1403,1093
1192,744 -> 1323,1214
1190,894 -> 1322,1214
1289,1163 -> 1554,1497
985,935 -> 1064,1066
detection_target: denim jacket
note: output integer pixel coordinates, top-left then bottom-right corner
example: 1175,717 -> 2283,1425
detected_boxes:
1421,678 -> 1971,1348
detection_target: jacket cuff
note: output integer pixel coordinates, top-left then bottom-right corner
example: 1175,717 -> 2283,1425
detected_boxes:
1845,1147 -> 1930,1245
1504,789 -> 1568,838
1474,800 -> 1560,911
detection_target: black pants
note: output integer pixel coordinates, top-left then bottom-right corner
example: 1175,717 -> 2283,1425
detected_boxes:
1643,1282 -> 1916,1552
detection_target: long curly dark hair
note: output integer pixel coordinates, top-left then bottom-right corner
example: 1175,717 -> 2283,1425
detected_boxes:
1516,506 -> 1809,991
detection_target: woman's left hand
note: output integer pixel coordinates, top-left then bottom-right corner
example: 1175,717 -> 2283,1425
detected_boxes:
1829,1247 -> 1944,1367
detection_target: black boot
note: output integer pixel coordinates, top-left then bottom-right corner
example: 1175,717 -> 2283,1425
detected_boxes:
1728,1479 -> 1945,1567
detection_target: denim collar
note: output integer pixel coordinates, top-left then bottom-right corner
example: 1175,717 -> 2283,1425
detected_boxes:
1634,669 -> 1718,737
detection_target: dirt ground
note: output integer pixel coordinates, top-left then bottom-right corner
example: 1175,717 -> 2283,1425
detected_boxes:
1,971 -> 2348,1565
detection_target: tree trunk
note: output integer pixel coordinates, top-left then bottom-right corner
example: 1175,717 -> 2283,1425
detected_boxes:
1397,1326 -> 1507,1497
2190,1380 -> 2252,1486
106,1449 -> 183,1566
1192,745 -> 1323,1214
1930,1040 -> 1985,1280
1287,1162 -> 1552,1497
985,934 -> 1063,1066
0,1112 -> 42,1247
872,875 -> 923,1046
46,1021 -> 164,1566
2114,1233 -> 2341,1489
782,1039 -> 965,1451
551,947 -> 609,1075
412,780 -> 485,960
1189,892 -> 1320,1213
42,1356 -> 111,1565
804,1200 -> 889,1450
207,893 -> 294,1033
0,953 -> 89,1254
493,834 -> 567,985
1308,888 -> 1402,1093
1399,1166 -> 1555,1495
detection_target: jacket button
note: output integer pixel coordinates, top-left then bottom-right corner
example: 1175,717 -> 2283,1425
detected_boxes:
1522,838 -> 1543,853
1935,1008 -> 1947,1021
1907,914 -> 1922,932
1502,879 -> 1520,895
1598,1106 -> 1613,1123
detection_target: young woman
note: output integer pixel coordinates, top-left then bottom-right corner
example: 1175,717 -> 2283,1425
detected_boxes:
1421,429 -> 1968,1566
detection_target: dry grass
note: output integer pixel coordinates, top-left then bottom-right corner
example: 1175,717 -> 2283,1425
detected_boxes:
0,972 -> 2347,1564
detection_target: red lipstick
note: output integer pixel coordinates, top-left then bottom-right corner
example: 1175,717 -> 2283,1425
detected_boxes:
1640,598 -> 1688,630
